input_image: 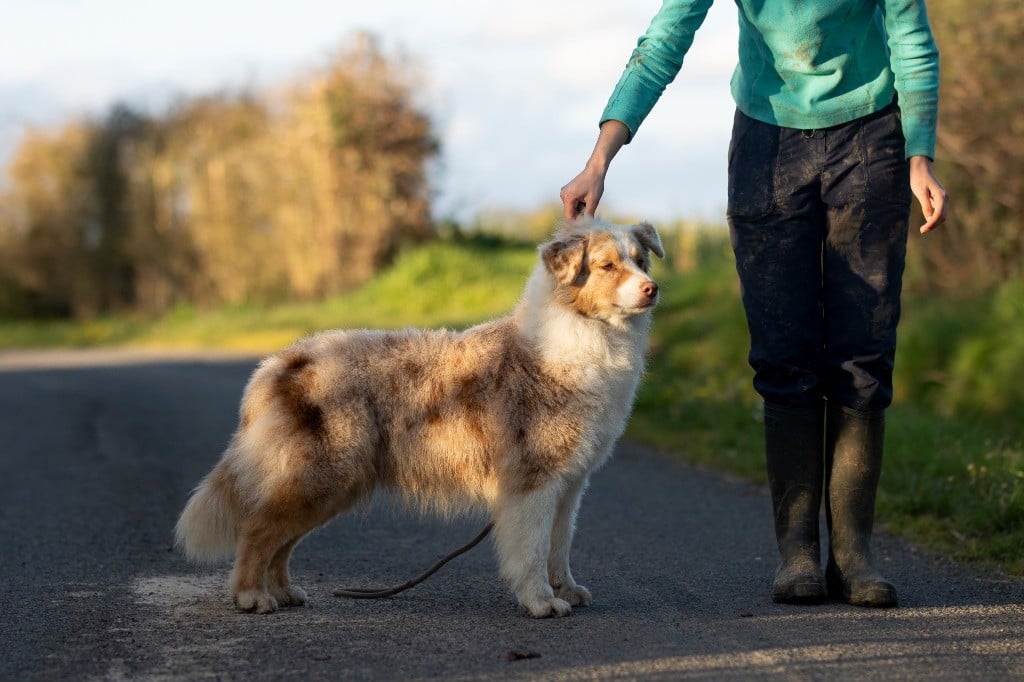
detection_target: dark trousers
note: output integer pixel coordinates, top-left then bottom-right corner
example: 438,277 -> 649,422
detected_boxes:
726,102 -> 911,412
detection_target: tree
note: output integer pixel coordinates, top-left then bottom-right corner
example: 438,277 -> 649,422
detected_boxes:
0,123 -> 95,317
0,33 -> 440,317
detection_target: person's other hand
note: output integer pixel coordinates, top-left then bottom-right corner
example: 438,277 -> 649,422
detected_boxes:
910,155 -> 948,234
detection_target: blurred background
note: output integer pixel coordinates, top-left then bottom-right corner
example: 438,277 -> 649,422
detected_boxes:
0,1 -> 1021,573
0,1 -> 738,225
0,0 -> 739,318
2,0 -> 1019,317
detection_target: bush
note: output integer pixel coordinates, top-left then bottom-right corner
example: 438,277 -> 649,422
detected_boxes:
912,0 -> 1024,291
0,34 -> 438,318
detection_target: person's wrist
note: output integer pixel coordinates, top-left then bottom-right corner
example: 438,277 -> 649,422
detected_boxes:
909,155 -> 933,171
584,157 -> 610,176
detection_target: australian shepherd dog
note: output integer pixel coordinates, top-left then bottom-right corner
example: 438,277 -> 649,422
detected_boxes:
175,218 -> 663,617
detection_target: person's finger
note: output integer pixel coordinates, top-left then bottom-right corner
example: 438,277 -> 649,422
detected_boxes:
919,200 -> 937,233
932,186 -> 948,223
919,187 -> 947,234
560,187 -> 579,221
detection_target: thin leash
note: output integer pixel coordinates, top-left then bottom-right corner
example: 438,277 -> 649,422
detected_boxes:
333,522 -> 494,599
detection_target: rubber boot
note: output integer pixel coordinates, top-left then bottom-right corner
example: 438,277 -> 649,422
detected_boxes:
764,401 -> 827,604
824,403 -> 898,608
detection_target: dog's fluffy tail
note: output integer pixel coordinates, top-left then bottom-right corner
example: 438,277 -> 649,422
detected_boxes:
175,459 -> 240,564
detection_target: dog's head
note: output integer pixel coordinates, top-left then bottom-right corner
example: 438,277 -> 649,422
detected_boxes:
541,220 -> 664,321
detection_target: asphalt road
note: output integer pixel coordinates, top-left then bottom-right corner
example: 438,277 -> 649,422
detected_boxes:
1,350 -> 1022,681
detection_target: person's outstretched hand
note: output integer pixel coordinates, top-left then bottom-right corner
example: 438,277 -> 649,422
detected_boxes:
560,168 -> 605,220
560,120 -> 630,221
910,156 -> 948,234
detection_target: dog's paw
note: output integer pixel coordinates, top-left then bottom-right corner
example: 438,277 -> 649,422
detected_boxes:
235,589 -> 279,614
523,596 -> 572,619
269,585 -> 308,608
555,583 -> 592,607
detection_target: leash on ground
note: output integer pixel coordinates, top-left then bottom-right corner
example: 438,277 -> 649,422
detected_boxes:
332,523 -> 494,599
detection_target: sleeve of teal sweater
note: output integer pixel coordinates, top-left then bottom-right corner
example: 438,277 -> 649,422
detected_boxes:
880,0 -> 940,159
600,0 -> 715,142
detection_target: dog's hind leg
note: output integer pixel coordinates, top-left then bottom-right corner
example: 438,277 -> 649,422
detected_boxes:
264,463 -> 378,608
231,517 -> 291,614
233,510 -> 321,613
548,474 -> 593,607
230,490 -> 320,613
257,479 -> 371,610
493,485 -> 571,618
267,537 -> 308,607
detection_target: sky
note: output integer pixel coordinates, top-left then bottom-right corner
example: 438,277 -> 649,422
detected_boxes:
0,0 -> 740,224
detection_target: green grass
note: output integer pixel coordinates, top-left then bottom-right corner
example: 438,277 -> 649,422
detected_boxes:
0,233 -> 537,351
2,230 -> 1022,575
882,406 -> 1024,573
631,236 -> 1024,575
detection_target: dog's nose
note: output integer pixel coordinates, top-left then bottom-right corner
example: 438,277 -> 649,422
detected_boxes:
641,281 -> 658,298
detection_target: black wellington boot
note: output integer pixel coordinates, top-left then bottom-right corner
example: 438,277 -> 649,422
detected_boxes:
824,403 -> 898,608
764,401 -> 827,604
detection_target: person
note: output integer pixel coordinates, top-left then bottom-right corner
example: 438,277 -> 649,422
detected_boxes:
560,0 -> 947,608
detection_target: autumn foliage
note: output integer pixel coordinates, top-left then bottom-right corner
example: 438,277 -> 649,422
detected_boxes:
0,35 -> 438,318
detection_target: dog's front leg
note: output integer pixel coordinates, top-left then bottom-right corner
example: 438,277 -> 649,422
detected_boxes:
547,474 -> 593,607
493,486 -> 571,618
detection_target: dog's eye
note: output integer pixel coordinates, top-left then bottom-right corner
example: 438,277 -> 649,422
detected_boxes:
600,262 -> 615,272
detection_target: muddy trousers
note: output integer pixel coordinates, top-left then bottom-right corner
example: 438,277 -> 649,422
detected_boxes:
727,103 -> 909,607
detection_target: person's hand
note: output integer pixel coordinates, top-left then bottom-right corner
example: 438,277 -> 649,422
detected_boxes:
560,167 -> 605,220
560,120 -> 630,221
909,155 -> 948,234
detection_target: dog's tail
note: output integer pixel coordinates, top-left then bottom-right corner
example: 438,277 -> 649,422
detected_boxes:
175,458 -> 241,564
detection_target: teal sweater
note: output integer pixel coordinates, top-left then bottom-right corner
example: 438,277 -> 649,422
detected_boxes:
602,0 -> 939,158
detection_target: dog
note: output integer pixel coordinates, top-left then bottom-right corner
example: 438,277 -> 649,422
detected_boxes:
175,218 -> 663,617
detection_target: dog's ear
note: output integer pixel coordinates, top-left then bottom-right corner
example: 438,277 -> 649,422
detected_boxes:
631,222 -> 664,259
541,234 -> 589,284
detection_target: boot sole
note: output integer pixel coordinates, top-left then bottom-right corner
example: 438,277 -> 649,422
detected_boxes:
837,586 -> 899,608
826,570 -> 898,608
773,581 -> 828,604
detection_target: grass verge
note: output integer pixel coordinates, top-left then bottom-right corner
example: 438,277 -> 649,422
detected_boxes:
0,233 -> 536,352
633,236 -> 1024,576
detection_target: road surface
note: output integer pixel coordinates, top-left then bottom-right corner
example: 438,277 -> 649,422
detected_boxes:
1,350 -> 1021,680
